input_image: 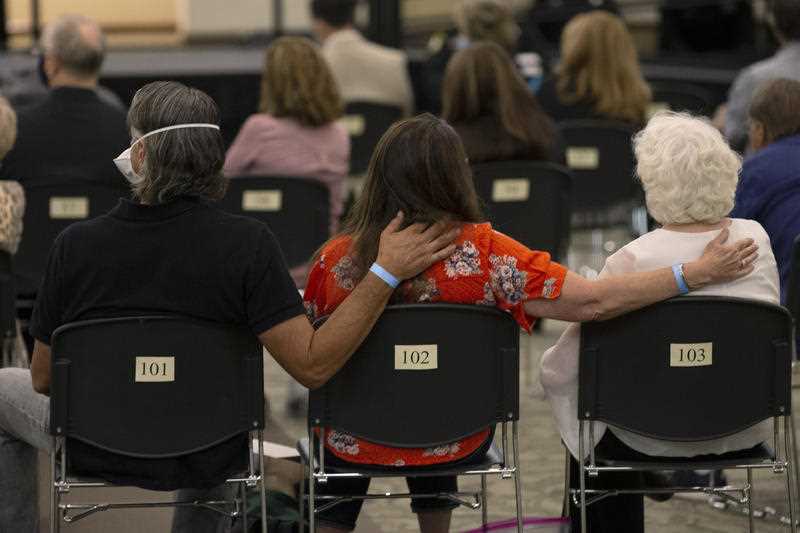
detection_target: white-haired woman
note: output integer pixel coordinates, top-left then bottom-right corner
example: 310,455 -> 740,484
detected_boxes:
540,111 -> 779,533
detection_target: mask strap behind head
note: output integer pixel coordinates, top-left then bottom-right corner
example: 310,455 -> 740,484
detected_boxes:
136,123 -> 220,144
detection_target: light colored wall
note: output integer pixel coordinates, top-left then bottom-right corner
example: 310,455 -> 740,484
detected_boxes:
6,0 -> 176,33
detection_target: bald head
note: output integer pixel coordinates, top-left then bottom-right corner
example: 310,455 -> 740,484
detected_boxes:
41,15 -> 105,85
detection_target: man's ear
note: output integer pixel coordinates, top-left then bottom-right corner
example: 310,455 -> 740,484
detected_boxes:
131,142 -> 146,175
42,56 -> 59,83
748,121 -> 767,152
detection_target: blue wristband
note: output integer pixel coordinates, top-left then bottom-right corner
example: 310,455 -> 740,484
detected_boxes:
370,263 -> 400,289
672,263 -> 690,295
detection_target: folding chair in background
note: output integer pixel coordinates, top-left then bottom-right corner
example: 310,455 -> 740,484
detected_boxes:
340,102 -> 403,176
298,304 -> 524,532
220,176 -> 330,269
576,296 -> 797,533
49,316 -> 268,533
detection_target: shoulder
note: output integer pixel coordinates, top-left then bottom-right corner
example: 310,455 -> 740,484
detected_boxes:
728,218 -> 771,244
318,235 -> 354,261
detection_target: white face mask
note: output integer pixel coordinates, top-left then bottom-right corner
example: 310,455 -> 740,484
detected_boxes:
113,123 -> 221,186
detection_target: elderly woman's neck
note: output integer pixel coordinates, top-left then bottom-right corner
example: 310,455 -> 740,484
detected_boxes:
662,219 -> 730,233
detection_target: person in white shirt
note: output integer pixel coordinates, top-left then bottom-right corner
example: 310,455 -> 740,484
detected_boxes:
540,111 -> 779,532
310,0 -> 414,117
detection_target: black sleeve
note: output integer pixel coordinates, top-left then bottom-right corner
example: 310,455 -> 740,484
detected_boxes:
29,232 -> 67,345
246,227 -> 305,335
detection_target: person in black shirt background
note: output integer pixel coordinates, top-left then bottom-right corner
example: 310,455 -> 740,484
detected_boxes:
0,81 -> 459,533
0,14 -> 128,190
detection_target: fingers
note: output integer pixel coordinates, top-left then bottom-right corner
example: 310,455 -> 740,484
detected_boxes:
741,250 -> 759,267
420,219 -> 451,240
383,211 -> 404,234
711,227 -> 730,245
430,243 -> 458,264
735,239 -> 757,255
427,227 -> 461,253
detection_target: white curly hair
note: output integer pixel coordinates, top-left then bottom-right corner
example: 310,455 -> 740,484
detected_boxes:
634,111 -> 741,226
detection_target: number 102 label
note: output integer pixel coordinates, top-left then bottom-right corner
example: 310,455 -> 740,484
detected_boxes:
394,345 -> 438,370
669,343 -> 712,367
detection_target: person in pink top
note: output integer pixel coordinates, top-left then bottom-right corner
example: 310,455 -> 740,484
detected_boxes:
224,36 -> 350,236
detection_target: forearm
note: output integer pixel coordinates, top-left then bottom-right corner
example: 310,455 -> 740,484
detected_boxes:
304,273 -> 393,388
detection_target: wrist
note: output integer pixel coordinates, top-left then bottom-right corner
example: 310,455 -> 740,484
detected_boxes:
682,261 -> 710,290
369,262 -> 400,288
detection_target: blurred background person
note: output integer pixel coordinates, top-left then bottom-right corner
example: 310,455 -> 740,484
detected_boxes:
659,0 -> 755,53
423,0 -> 533,114
536,10 -> 652,126
311,0 -> 414,117
441,41 -> 561,164
0,14 -> 128,189
719,0 -> 800,151
522,0 -> 620,57
0,96 -> 26,369
225,36 -> 349,241
731,78 -> 800,304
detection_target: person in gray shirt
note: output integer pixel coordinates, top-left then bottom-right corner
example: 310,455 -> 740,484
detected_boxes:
721,0 -> 800,151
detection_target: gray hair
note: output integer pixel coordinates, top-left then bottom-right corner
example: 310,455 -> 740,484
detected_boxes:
0,96 -> 16,160
40,14 -> 105,78
127,81 -> 226,204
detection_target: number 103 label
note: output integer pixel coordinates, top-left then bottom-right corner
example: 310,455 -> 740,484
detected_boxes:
394,345 -> 438,370
669,343 -> 712,367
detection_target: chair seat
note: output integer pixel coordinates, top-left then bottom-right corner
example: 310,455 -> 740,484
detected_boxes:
297,438 -> 505,477
594,442 -> 776,471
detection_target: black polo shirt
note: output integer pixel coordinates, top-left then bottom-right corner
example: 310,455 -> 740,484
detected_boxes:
30,196 -> 305,490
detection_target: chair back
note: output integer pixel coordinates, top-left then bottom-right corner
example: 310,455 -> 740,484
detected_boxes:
786,235 -> 800,324
220,176 -> 330,268
557,120 -> 639,221
16,181 -> 124,296
471,160 -> 572,261
0,251 -> 15,366
579,296 -> 793,441
341,102 -> 403,175
309,304 -> 520,448
49,316 -> 264,458
649,81 -> 717,117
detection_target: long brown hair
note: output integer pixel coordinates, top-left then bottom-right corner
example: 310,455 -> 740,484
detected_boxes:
442,41 -> 556,160
339,114 -> 483,275
556,11 -> 651,124
260,37 -> 343,127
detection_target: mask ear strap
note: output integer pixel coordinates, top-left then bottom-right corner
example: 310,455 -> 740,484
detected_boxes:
138,123 -> 221,143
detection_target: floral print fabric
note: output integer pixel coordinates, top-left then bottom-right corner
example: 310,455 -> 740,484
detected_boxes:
304,222 -> 567,466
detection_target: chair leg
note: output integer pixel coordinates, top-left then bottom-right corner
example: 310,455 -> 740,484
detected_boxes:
786,417 -> 798,533
480,474 -> 488,530
241,482 -> 249,532
790,410 -> 800,515
578,423 -> 587,533
308,454 -> 316,533
562,447 -> 571,518
50,447 -> 59,533
299,469 -> 306,533
512,422 -> 524,533
746,468 -> 754,533
258,431 -> 268,533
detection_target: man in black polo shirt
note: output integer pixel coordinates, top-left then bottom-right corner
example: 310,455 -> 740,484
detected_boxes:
0,81 -> 459,532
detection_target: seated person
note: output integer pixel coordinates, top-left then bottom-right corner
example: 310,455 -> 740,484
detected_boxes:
442,41 -> 561,164
304,113 -> 758,533
540,111 -> 779,533
536,10 -> 652,126
225,36 -> 349,238
0,82 -> 458,533
731,78 -> 800,303
0,96 -> 26,367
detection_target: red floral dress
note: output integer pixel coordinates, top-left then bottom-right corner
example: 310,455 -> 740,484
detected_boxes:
303,222 -> 567,466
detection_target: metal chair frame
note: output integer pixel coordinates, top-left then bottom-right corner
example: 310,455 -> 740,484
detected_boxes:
50,431 -> 268,533
47,316 -> 269,533
572,297 -> 799,533
297,304 -> 524,532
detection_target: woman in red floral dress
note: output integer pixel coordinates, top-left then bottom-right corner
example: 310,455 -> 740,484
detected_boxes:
305,114 -> 758,533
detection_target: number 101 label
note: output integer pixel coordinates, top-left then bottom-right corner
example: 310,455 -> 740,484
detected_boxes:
669,343 -> 712,367
394,345 -> 438,370
135,356 -> 175,382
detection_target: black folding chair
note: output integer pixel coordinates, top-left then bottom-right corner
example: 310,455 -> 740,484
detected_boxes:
471,160 -> 572,262
576,296 -> 797,533
49,316 -> 267,533
0,250 -> 17,367
787,235 -> 800,325
341,102 -> 403,176
220,176 -> 330,269
16,181 -> 125,298
649,81 -> 717,117
298,304 -> 523,532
